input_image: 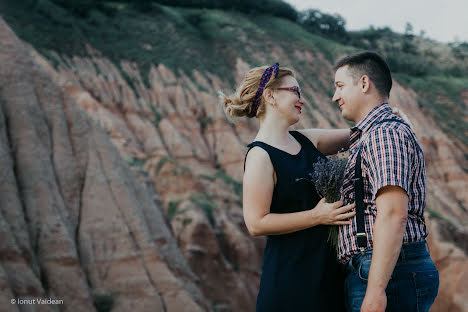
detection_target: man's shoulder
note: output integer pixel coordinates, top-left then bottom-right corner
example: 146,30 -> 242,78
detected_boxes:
366,117 -> 414,141
363,117 -> 424,155
373,115 -> 410,130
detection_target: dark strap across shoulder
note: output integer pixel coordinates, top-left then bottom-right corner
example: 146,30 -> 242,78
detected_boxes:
243,131 -> 307,172
244,141 -> 270,171
354,118 -> 409,253
289,130 -> 308,146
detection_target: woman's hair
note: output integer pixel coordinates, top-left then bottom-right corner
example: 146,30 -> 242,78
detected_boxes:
221,65 -> 295,120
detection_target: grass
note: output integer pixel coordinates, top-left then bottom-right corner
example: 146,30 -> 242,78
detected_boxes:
0,0 -> 351,90
213,170 -> 242,197
122,156 -> 145,168
426,206 -> 452,224
252,15 -> 353,64
2,0 -> 467,194
154,156 -> 173,175
168,200 -> 183,220
151,105 -> 163,128
173,165 -> 191,176
394,73 -> 468,146
190,193 -> 217,227
200,170 -> 242,197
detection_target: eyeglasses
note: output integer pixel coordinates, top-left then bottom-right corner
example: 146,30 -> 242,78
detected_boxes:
274,86 -> 301,99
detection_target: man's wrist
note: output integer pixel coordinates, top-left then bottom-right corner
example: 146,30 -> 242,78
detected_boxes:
367,277 -> 387,293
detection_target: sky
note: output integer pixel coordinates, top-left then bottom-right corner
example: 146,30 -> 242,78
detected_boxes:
285,0 -> 468,43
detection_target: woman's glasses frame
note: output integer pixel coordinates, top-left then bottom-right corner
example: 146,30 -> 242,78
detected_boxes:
274,86 -> 301,99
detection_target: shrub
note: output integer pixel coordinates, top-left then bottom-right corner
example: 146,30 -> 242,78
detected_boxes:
93,292 -> 115,312
190,193 -> 217,226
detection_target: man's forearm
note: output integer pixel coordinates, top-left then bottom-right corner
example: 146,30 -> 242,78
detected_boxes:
367,211 -> 406,291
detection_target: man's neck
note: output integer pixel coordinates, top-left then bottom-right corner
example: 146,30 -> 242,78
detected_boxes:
354,99 -> 388,124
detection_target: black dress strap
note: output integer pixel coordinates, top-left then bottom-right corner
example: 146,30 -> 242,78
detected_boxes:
354,118 -> 409,253
244,131 -> 302,172
244,141 -> 271,172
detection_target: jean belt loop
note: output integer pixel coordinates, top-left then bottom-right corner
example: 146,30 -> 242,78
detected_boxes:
349,257 -> 356,272
425,240 -> 431,254
399,244 -> 406,263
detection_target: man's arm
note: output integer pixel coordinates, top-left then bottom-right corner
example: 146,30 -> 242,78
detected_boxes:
360,127 -> 412,312
361,186 -> 408,312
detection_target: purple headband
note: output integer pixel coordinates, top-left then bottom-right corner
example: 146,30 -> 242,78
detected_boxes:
250,62 -> 280,116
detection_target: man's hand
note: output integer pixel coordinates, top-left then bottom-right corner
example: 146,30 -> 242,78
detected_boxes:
391,107 -> 415,132
361,288 -> 387,312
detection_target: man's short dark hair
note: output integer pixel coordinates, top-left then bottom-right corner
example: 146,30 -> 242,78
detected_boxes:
334,51 -> 392,98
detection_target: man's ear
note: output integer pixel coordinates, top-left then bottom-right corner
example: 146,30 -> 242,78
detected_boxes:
360,75 -> 370,93
263,88 -> 276,106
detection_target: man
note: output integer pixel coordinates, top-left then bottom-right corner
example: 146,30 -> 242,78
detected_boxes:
332,51 -> 439,312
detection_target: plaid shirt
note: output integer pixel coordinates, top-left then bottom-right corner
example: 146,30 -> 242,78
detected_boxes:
338,102 -> 428,263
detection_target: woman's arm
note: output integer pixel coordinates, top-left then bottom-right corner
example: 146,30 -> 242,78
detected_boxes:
243,147 -> 355,236
297,109 -> 412,156
298,128 -> 350,156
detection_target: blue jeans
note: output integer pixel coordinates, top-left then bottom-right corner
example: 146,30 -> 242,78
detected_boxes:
344,240 -> 439,312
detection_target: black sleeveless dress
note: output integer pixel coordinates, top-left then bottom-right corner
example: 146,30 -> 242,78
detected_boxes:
246,131 -> 345,312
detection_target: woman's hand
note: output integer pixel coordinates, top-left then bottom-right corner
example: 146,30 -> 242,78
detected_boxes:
311,198 -> 356,225
392,107 -> 415,132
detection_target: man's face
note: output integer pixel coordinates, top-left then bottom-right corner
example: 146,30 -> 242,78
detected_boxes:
332,66 -> 363,122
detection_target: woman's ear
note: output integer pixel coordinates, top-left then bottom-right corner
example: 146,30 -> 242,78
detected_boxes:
263,88 -> 276,106
360,75 -> 370,93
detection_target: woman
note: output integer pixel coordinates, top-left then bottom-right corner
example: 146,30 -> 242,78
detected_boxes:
222,63 -> 355,311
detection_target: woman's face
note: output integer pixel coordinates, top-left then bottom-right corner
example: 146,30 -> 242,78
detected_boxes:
271,76 -> 305,124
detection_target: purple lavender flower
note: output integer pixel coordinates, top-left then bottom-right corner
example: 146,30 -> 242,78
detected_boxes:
311,154 -> 348,250
311,156 -> 347,203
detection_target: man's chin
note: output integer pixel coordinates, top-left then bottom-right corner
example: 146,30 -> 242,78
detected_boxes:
341,111 -> 351,121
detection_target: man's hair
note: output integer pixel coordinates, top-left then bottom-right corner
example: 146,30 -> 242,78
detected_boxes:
334,51 -> 392,98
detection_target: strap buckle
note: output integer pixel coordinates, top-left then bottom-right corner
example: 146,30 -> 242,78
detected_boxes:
357,233 -> 367,255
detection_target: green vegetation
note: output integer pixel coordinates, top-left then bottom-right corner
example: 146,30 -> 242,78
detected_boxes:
394,73 -> 468,146
0,0 -> 350,88
214,170 -> 242,197
92,292 -> 115,312
151,105 -> 163,128
123,156 -> 145,168
154,156 -> 173,175
173,165 -> 191,176
1,0 -> 466,156
190,193 -> 217,226
200,170 -> 242,197
299,9 -> 347,41
198,115 -> 213,131
168,199 -> 183,220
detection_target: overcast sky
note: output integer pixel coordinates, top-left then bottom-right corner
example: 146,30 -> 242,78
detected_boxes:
285,0 -> 468,43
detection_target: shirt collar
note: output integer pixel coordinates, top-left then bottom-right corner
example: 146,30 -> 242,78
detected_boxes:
352,102 -> 392,133
349,102 -> 391,149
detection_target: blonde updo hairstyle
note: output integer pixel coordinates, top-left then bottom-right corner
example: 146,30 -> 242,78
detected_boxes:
222,65 -> 295,120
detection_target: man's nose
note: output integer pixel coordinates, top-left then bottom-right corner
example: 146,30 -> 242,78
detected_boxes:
332,91 -> 339,102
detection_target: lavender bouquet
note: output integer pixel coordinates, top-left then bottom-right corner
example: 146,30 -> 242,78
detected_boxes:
311,154 -> 348,250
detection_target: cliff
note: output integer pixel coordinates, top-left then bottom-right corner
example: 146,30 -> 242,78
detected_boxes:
0,4 -> 467,312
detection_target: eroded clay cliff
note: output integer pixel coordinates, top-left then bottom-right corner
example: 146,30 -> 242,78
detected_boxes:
1,15 -> 467,312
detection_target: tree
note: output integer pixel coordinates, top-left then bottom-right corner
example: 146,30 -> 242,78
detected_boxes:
299,9 -> 347,40
51,0 -> 97,17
